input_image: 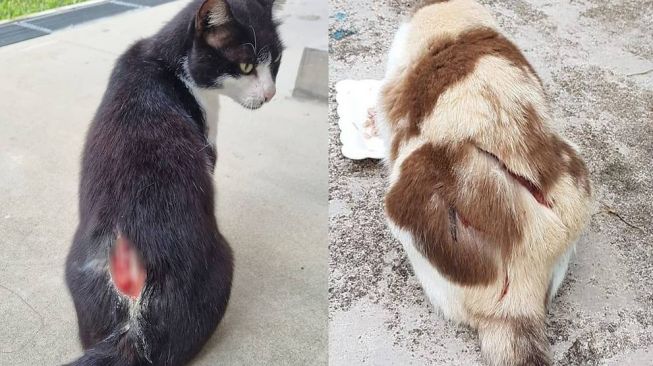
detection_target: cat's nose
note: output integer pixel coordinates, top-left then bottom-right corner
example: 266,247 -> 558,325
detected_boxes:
264,87 -> 276,102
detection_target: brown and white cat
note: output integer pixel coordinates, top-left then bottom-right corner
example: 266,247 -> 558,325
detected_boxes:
376,1 -> 592,365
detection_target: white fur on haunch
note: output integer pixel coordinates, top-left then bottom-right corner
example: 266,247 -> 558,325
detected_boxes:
388,221 -> 467,322
548,243 -> 575,303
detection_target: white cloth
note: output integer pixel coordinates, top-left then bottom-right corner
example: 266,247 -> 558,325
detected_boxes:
335,79 -> 384,160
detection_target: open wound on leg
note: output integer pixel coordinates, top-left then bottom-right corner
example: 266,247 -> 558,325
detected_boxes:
110,234 -> 147,299
448,207 -> 458,242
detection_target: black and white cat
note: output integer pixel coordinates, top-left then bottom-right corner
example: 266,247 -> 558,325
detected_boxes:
64,0 -> 282,365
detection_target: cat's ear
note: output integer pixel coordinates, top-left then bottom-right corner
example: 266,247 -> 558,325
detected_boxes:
195,0 -> 234,47
196,0 -> 233,30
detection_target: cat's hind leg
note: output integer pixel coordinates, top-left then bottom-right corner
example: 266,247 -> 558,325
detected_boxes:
387,221 -> 467,322
547,243 -> 575,305
65,232 -> 233,366
65,233 -> 127,350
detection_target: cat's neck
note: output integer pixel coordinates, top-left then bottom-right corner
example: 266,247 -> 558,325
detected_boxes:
146,0 -> 200,77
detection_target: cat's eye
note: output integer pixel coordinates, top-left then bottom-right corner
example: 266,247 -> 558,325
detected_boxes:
239,63 -> 254,74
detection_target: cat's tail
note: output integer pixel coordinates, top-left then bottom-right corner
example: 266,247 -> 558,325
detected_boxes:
63,329 -> 143,366
478,316 -> 551,366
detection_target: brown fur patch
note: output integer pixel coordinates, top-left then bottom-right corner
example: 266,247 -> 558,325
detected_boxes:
480,87 -> 591,199
448,207 -> 458,242
559,140 -> 592,195
381,27 -> 538,148
450,147 -> 526,255
389,126 -> 409,161
517,104 -> 564,194
385,143 -> 529,285
478,147 -> 550,207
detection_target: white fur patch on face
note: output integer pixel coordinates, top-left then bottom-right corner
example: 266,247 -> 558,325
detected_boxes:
217,61 -> 276,109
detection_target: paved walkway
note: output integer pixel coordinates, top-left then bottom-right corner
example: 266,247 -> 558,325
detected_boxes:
0,0 -> 327,365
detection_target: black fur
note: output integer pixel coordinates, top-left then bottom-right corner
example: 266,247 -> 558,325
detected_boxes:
64,1 -> 281,365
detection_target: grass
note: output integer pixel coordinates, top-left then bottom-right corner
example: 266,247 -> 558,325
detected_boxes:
0,0 -> 89,21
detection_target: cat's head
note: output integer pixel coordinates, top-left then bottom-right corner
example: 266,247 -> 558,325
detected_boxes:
186,0 -> 283,109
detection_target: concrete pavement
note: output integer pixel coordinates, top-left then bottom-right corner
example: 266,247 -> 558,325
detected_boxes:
0,0 -> 327,365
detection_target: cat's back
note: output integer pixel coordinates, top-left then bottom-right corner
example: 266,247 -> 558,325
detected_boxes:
382,0 -> 550,146
79,39 -> 210,218
381,0 -> 591,238
94,38 -> 196,126
87,37 -> 204,157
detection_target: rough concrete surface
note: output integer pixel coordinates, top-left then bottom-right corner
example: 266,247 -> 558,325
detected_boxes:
0,0 -> 327,365
329,0 -> 653,365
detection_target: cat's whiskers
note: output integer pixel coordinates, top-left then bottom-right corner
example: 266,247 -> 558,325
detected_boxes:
243,42 -> 256,55
242,25 -> 259,57
250,25 -> 258,55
